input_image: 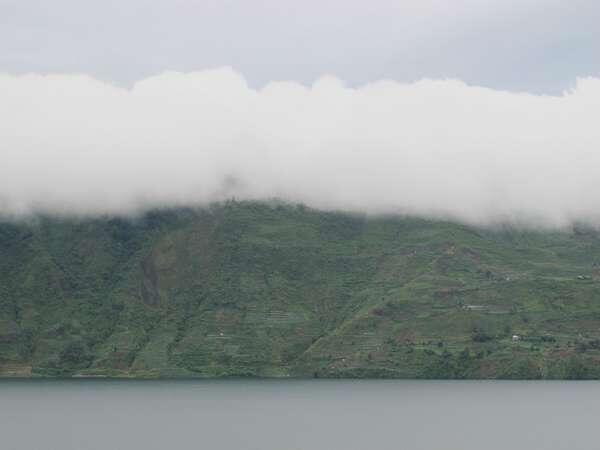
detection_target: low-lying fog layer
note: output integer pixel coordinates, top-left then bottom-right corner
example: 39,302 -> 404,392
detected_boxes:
2,68 -> 600,227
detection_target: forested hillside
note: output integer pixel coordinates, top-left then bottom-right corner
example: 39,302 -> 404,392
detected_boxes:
2,201 -> 600,378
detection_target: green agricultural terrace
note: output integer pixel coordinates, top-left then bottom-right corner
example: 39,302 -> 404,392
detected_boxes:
2,201 -> 600,379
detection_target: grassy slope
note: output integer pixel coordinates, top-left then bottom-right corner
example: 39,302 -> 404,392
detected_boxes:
1,201 -> 600,379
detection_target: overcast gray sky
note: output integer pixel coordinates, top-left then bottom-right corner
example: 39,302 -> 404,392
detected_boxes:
2,0 -> 599,93
3,0 -> 600,226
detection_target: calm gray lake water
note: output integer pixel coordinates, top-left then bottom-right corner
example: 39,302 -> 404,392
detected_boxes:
1,379 -> 599,450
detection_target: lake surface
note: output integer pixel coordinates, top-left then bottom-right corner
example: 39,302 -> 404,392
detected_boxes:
1,379 -> 599,450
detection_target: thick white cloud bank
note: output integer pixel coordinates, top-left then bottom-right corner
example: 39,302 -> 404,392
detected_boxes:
2,68 -> 600,227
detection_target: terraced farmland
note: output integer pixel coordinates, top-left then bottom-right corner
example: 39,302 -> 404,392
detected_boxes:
2,201 -> 600,378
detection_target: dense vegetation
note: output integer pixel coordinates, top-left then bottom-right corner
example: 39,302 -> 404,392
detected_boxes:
2,201 -> 600,379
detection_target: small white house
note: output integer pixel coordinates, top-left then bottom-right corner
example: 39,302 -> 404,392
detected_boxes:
512,335 -> 521,342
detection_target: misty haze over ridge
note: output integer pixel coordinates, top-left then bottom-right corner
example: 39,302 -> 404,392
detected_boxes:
2,67 -> 600,228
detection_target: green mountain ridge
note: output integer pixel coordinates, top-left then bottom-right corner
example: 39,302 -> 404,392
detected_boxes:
2,201 -> 600,379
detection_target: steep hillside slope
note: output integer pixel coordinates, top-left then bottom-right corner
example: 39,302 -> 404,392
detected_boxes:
2,202 -> 600,378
